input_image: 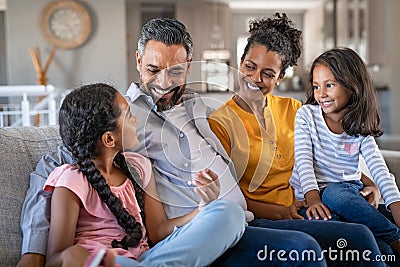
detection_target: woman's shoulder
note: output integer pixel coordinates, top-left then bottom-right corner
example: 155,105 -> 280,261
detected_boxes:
209,97 -> 239,122
268,94 -> 302,111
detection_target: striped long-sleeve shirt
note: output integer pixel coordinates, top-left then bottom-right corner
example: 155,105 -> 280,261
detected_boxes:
289,104 -> 400,208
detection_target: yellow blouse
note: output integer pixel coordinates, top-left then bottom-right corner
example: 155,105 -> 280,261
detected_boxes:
209,94 -> 301,207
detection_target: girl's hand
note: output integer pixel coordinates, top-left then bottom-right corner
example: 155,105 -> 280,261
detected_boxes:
60,244 -> 90,267
192,169 -> 220,208
306,201 -> 332,221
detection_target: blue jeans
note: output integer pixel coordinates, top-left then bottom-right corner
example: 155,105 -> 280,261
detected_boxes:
322,181 -> 400,245
248,218 -> 386,266
211,225 -> 326,267
116,199 -> 245,267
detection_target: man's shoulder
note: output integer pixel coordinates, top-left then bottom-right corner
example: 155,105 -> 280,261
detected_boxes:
125,83 -> 142,101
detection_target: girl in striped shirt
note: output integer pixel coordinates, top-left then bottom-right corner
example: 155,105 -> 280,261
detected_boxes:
290,47 -> 400,255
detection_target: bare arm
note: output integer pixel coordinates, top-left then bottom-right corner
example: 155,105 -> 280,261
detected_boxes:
17,146 -> 74,267
246,198 -> 305,220
45,187 -> 86,267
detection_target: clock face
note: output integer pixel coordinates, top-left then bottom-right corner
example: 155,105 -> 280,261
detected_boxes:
41,0 -> 92,50
50,8 -> 82,41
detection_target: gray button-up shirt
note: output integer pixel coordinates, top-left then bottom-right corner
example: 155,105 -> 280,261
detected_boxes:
126,83 -> 245,219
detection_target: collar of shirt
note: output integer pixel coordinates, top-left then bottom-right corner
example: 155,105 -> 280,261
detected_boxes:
126,82 -> 157,111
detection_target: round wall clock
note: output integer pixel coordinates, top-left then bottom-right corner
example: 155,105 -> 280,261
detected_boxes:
40,0 -> 92,50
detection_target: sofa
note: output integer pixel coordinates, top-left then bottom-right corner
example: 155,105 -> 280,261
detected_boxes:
1,125 -> 400,266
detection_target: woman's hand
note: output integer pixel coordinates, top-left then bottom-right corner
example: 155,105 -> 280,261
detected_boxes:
192,169 -> 220,208
283,201 -> 307,220
359,185 -> 381,208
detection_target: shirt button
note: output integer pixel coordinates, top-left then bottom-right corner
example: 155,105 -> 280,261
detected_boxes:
270,140 -> 274,144
274,147 -> 278,151
179,132 -> 184,138
184,162 -> 189,168
277,154 -> 282,158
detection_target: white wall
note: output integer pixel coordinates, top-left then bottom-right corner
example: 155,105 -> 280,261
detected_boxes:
6,0 -> 128,92
303,3 -> 324,69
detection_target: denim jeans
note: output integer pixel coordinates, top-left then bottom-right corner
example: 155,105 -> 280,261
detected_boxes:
116,199 -> 245,267
211,225 -> 326,267
248,218 -> 386,266
322,181 -> 400,245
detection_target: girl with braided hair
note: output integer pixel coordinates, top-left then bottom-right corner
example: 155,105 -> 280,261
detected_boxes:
44,83 -> 245,267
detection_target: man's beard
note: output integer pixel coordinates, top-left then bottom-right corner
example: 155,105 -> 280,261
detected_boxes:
139,75 -> 185,111
155,87 -> 184,111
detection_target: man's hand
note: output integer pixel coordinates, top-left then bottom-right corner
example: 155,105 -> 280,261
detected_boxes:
192,169 -> 220,208
17,253 -> 45,267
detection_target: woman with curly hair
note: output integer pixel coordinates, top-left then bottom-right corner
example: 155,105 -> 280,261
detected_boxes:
209,13 -> 387,266
43,83 -> 245,267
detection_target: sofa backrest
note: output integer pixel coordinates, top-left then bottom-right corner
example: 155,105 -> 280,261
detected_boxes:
0,126 -> 61,267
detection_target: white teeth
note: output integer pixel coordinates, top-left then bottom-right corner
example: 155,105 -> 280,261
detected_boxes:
154,88 -> 172,95
321,101 -> 333,106
247,82 -> 259,90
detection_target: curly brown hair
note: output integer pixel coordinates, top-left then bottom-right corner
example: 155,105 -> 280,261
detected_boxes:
241,13 -> 303,77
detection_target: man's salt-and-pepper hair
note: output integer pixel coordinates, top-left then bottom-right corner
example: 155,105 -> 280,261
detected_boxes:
137,17 -> 193,60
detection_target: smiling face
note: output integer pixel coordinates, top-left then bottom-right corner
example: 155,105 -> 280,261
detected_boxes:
312,63 -> 351,121
136,40 -> 190,111
238,44 -> 283,101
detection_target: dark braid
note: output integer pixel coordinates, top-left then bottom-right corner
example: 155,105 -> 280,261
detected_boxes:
241,12 -> 303,76
114,152 -> 146,226
59,83 -> 145,249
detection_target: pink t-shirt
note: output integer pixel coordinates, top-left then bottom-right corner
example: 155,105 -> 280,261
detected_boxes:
44,152 -> 151,259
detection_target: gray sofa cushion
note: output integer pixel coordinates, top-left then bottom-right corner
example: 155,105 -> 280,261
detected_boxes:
0,126 -> 61,267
